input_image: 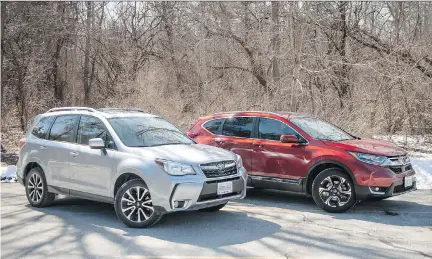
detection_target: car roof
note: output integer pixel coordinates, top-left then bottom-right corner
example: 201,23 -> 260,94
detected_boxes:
202,111 -> 312,120
40,107 -> 158,119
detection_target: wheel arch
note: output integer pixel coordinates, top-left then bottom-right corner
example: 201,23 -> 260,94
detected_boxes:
23,161 -> 44,180
304,160 -> 356,195
112,171 -> 144,197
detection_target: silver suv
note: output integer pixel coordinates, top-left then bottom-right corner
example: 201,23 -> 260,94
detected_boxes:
17,107 -> 247,227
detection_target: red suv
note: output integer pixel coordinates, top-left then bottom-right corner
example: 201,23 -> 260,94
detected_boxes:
187,111 -> 417,212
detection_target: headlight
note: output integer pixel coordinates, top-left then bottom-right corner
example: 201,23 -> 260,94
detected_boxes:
235,154 -> 243,168
155,159 -> 196,176
350,152 -> 390,166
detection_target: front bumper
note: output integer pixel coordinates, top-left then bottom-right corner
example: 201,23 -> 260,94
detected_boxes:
355,176 -> 417,200
155,167 -> 247,214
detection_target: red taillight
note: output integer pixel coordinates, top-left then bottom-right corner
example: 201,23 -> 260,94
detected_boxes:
186,132 -> 198,138
19,138 -> 26,149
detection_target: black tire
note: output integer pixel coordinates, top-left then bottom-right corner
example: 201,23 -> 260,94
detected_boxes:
311,168 -> 356,213
199,202 -> 227,212
114,179 -> 162,228
25,167 -> 55,207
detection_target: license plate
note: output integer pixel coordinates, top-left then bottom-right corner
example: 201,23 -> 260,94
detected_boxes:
404,176 -> 413,188
217,181 -> 233,195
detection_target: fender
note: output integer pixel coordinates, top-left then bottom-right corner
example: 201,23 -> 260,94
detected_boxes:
303,159 -> 357,192
20,156 -> 46,180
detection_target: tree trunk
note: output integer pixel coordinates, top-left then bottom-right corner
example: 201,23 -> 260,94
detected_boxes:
162,2 -> 181,93
1,2 -> 6,110
271,2 -> 281,84
83,1 -> 92,105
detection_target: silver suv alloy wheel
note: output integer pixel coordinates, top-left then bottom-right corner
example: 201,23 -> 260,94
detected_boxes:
121,186 -> 154,223
28,173 -> 44,203
114,179 -> 163,228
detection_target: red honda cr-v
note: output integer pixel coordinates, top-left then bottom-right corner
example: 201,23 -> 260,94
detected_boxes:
187,111 -> 417,212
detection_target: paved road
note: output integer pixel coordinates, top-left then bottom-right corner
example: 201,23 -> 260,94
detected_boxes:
1,183 -> 431,259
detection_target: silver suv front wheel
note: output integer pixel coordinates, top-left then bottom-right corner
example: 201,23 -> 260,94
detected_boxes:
114,179 -> 162,228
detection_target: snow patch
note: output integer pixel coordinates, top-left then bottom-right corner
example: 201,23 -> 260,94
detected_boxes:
1,165 -> 18,183
409,152 -> 432,189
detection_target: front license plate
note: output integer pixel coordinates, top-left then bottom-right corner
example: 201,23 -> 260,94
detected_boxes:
217,181 -> 233,195
404,176 -> 413,188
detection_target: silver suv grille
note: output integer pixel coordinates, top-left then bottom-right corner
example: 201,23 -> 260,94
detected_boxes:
200,160 -> 237,178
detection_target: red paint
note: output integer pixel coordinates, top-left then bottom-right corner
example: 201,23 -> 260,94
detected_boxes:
189,111 -> 414,189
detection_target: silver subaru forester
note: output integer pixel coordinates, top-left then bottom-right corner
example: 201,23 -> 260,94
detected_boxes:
17,107 -> 247,227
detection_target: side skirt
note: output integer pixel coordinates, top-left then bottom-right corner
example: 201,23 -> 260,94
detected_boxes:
249,175 -> 304,193
48,185 -> 114,204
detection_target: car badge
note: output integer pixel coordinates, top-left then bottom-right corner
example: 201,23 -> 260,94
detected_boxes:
217,163 -> 225,170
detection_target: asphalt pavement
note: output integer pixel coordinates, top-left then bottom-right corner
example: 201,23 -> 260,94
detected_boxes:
1,183 -> 431,259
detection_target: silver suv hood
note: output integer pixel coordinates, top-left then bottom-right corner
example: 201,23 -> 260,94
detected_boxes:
132,144 -> 236,165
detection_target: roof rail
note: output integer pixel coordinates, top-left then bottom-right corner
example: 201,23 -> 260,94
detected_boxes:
213,111 -> 279,115
47,107 -> 96,113
98,108 -> 145,113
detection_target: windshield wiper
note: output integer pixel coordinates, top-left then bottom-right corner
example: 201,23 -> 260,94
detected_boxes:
135,128 -> 181,136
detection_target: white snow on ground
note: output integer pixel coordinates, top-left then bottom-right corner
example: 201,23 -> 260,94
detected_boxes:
409,152 -> 432,189
374,135 -> 432,189
1,165 -> 17,183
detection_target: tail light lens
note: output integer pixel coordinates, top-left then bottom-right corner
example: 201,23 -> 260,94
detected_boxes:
19,138 -> 26,149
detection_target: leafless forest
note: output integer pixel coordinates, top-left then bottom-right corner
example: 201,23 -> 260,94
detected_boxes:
1,1 -> 432,149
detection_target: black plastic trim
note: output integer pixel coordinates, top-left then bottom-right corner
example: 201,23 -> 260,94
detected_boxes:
355,181 -> 417,200
249,175 -> 304,193
47,185 -> 114,204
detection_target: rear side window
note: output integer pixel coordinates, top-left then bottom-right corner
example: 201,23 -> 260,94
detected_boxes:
48,115 -> 78,143
77,116 -> 113,147
203,118 -> 224,134
222,117 -> 254,138
31,116 -> 55,139
258,118 -> 298,141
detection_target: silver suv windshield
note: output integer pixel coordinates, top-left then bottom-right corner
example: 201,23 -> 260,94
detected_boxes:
290,117 -> 355,142
109,117 -> 194,147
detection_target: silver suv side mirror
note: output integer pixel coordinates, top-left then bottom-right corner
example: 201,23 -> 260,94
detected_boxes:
89,138 -> 105,149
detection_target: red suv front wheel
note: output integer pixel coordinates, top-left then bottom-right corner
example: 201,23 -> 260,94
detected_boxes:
311,168 -> 356,213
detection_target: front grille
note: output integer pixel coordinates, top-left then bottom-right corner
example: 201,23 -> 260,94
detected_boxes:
389,164 -> 412,174
197,192 -> 241,202
394,184 -> 415,194
200,160 -> 237,178
206,176 -> 240,184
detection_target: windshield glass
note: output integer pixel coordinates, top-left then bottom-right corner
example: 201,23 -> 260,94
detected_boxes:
290,117 -> 354,141
108,116 -> 194,147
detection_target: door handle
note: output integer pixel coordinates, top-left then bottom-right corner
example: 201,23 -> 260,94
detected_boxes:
70,151 -> 79,157
40,145 -> 47,150
252,143 -> 262,147
215,140 -> 225,144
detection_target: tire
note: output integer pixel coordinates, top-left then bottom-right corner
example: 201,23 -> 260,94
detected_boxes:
25,167 -> 55,207
114,179 -> 162,228
199,202 -> 227,212
311,168 -> 356,213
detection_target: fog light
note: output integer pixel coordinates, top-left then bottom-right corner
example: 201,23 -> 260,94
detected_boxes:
370,186 -> 388,193
173,200 -> 187,208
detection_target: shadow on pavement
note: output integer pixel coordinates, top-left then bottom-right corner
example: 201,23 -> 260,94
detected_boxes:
240,188 -> 432,227
22,196 -> 281,248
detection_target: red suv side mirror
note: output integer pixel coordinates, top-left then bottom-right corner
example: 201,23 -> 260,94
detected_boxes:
280,134 -> 299,143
